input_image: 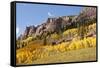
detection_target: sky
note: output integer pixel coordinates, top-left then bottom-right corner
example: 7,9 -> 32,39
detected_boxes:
16,3 -> 83,37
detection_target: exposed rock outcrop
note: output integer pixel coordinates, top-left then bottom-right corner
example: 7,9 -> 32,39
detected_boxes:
18,7 -> 96,40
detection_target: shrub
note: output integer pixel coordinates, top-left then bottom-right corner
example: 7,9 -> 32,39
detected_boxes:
57,42 -> 68,52
63,28 -> 78,38
16,50 -> 33,64
68,42 -> 76,50
51,33 -> 60,40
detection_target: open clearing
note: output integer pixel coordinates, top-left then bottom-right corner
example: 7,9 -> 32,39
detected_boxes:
32,47 -> 96,64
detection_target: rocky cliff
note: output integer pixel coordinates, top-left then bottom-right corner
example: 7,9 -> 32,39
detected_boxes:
18,7 -> 96,40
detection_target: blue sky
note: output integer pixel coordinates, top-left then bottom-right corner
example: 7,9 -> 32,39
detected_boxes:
16,3 -> 82,37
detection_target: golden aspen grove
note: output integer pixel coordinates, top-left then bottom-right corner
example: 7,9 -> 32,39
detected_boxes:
16,6 -> 97,65
16,23 -> 96,65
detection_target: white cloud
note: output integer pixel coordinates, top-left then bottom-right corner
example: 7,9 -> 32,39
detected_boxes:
48,12 -> 54,17
16,27 -> 19,34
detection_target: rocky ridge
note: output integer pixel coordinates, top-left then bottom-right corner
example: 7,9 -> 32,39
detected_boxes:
18,7 -> 96,40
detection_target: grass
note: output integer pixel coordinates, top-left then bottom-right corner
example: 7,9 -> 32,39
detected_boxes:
32,47 -> 96,64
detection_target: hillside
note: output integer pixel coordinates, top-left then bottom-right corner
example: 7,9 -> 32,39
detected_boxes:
16,7 -> 97,65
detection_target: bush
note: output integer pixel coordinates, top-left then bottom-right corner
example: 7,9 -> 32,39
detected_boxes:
51,33 -> 60,40
63,28 -> 78,38
16,49 -> 33,64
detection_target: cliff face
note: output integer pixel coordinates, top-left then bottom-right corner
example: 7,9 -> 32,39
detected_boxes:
18,16 -> 75,40
18,26 -> 36,40
18,7 -> 96,40
77,7 -> 96,23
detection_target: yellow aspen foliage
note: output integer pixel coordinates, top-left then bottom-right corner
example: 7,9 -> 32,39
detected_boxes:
26,37 -> 33,42
68,42 -> 76,50
51,33 -> 60,40
86,37 -> 93,47
82,38 -> 89,48
16,50 -> 32,64
90,37 -> 96,47
89,23 -> 96,30
75,40 -> 83,49
43,52 -> 49,57
59,42 -> 68,52
53,45 -> 59,52
16,22 -> 96,64
45,45 -> 54,51
91,38 -> 96,47
63,28 -> 78,37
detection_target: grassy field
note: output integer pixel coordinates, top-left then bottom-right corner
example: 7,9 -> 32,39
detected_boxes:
16,46 -> 96,65
32,47 -> 96,64
16,37 -> 96,65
